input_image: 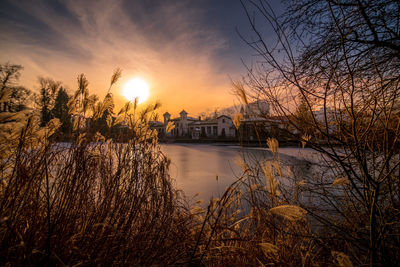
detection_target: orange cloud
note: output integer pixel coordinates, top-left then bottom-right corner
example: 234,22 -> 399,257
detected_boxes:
0,0 -> 241,116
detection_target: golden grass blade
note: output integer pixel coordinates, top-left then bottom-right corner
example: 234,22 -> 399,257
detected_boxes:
266,138 -> 279,155
232,80 -> 248,105
166,121 -> 175,133
110,67 -> 122,86
270,205 -> 307,221
233,113 -> 243,130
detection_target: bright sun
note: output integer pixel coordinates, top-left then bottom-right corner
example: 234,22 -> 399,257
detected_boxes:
122,77 -> 150,103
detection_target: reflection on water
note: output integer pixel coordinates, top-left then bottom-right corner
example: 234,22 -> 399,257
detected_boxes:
160,144 -> 303,201
160,144 -> 316,202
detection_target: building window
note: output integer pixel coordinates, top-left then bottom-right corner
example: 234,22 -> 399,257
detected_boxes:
207,126 -> 211,135
213,126 -> 217,136
222,119 -> 225,123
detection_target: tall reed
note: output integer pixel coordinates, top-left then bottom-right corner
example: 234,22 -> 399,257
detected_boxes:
0,71 -> 199,266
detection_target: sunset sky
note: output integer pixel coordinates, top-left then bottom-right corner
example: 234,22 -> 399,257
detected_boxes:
0,0 -> 283,117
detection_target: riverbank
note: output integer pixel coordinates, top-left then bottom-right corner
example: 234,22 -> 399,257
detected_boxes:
159,137 -> 300,147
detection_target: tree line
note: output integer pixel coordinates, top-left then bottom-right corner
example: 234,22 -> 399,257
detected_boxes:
0,63 -> 123,140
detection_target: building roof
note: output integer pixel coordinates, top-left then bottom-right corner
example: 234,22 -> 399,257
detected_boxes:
242,117 -> 268,122
189,118 -> 218,125
169,116 -> 198,122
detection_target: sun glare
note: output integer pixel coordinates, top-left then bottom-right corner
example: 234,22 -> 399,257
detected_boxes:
122,77 -> 150,103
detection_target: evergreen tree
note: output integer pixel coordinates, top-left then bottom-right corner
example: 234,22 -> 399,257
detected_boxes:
52,87 -> 71,134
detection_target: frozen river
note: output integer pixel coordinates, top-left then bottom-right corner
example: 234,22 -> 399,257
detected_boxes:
160,144 -> 320,202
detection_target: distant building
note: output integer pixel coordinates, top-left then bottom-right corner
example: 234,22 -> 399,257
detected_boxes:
189,115 -> 235,139
150,109 -> 236,139
149,100 -> 274,141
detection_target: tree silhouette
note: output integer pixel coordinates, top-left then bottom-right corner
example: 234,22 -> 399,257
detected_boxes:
36,77 -> 62,126
0,63 -> 31,112
238,0 -> 400,265
52,87 -> 71,134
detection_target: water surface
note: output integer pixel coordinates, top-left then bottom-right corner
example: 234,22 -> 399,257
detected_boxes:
160,144 -> 315,202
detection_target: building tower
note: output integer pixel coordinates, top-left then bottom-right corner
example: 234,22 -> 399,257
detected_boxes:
179,110 -> 187,120
163,112 -> 171,125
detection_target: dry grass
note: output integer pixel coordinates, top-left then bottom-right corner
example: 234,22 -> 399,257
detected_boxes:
0,101 -> 356,266
190,140 -> 320,266
0,72 -> 201,266
2,70 -> 397,266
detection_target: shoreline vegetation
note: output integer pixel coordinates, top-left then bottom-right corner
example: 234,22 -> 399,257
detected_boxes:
1,67 -> 397,266
1,0 -> 399,265
0,69 -> 325,266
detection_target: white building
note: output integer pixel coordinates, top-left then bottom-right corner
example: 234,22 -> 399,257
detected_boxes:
156,110 -> 236,139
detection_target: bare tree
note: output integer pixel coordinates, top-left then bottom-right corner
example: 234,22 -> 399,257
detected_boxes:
238,0 -> 400,265
0,63 -> 31,112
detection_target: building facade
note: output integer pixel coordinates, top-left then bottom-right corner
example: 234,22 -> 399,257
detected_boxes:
151,110 -> 236,139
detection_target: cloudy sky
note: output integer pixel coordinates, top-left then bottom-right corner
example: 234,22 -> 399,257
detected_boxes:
0,0 -> 283,116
